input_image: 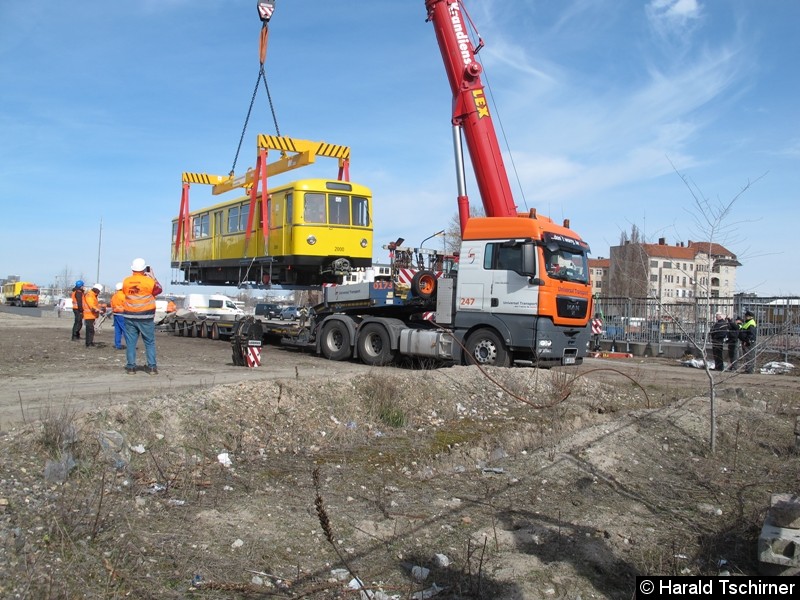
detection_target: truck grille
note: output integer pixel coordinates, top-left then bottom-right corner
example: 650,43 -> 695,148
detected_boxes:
556,296 -> 588,320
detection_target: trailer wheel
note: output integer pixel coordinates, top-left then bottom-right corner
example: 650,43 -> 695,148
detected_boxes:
199,322 -> 208,338
465,329 -> 510,368
357,323 -> 396,366
411,270 -> 437,300
210,323 -> 220,340
177,321 -> 185,337
320,321 -> 351,361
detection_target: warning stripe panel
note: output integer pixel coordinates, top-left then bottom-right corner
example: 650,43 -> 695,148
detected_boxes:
316,143 -> 350,160
256,135 -> 351,160
246,346 -> 262,367
396,269 -> 444,285
182,172 -> 227,185
258,135 -> 299,152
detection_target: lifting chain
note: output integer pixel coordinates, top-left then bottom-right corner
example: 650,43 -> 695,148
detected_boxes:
230,18 -> 282,177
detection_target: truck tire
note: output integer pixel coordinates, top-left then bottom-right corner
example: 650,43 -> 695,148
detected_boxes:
176,321 -> 185,336
357,323 -> 396,366
199,322 -> 208,338
320,321 -> 351,361
465,329 -> 510,368
411,270 -> 437,300
211,323 -> 220,340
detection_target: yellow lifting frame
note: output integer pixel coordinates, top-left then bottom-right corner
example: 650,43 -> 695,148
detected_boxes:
181,135 -> 351,196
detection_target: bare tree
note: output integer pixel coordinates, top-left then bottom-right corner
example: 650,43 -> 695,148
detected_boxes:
663,164 -> 763,452
445,205 -> 485,255
605,165 -> 762,452
56,266 -> 74,296
618,223 -> 642,246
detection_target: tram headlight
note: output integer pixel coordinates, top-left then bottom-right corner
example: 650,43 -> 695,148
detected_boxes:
360,238 -> 368,248
306,235 -> 317,245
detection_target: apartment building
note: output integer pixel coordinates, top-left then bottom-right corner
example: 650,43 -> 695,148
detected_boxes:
588,257 -> 610,297
607,238 -> 739,301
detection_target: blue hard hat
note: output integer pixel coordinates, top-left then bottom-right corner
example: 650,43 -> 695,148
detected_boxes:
75,280 -> 84,287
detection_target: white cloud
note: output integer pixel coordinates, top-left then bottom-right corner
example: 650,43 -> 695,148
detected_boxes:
646,0 -> 703,41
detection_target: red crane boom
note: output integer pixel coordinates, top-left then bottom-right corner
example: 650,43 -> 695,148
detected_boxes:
425,0 -> 518,232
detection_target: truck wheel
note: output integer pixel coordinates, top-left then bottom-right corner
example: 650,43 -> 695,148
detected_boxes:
411,270 -> 437,300
177,321 -> 185,337
199,322 -> 208,338
320,321 -> 351,361
357,323 -> 396,366
186,322 -> 194,338
210,323 -> 220,340
465,329 -> 510,367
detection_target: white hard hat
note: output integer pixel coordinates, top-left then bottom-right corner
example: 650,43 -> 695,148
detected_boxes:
93,283 -> 103,293
115,282 -> 123,291
131,258 -> 147,272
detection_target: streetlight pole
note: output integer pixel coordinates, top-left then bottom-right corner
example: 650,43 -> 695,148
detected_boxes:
419,230 -> 445,250
418,230 -> 445,271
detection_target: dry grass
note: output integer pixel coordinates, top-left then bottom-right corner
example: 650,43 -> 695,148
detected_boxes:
2,364 -> 799,598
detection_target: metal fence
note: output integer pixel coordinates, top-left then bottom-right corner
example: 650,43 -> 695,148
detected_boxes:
594,296 -> 800,358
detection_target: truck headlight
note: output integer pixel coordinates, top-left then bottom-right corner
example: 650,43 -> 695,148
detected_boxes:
306,235 -> 317,245
360,238 -> 368,248
538,339 -> 553,348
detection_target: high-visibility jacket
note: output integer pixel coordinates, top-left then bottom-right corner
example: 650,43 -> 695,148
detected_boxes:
83,289 -> 100,320
166,300 -> 177,313
71,288 -> 84,311
111,290 -> 126,314
739,317 -> 757,344
122,274 -> 162,319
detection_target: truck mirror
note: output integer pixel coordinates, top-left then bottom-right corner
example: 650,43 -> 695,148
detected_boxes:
520,243 -> 536,275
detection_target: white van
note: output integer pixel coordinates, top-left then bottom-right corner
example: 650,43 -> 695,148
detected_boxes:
55,297 -> 73,315
183,294 -> 245,320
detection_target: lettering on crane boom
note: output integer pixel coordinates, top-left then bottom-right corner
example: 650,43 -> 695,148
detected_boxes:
472,90 -> 489,118
448,4 -> 472,66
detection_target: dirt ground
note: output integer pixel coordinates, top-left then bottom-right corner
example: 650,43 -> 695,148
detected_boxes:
1,309 -> 799,599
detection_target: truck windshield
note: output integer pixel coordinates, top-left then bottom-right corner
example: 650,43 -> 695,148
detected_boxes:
543,246 -> 589,284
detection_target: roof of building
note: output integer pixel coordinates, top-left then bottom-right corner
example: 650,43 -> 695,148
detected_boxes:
588,258 -> 610,268
687,241 -> 737,258
636,240 -> 737,260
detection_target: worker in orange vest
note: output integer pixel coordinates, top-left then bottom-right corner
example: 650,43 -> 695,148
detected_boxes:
166,299 -> 177,313
83,284 -> 103,348
111,282 -> 127,350
70,280 -> 85,341
122,258 -> 162,375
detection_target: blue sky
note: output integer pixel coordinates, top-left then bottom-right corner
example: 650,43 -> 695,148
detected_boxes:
1,0 -> 798,296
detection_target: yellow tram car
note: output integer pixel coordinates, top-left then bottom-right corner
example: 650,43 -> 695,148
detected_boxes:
172,178 -> 373,287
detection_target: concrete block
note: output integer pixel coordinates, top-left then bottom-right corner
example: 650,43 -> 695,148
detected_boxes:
770,494 -> 800,529
758,522 -> 800,567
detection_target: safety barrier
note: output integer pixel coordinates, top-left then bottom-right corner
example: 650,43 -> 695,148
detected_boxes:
231,317 -> 264,367
593,295 -> 800,358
